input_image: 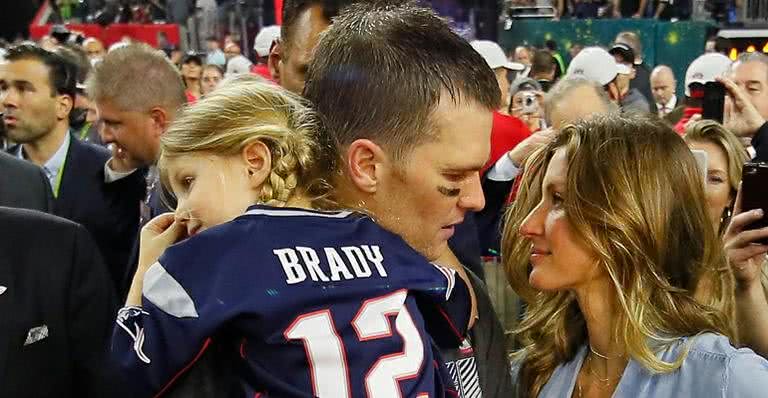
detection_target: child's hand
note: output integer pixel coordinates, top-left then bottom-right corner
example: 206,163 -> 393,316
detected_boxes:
138,213 -> 185,271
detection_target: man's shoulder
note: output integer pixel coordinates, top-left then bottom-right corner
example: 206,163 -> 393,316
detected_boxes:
0,206 -> 79,232
0,151 -> 43,178
68,135 -> 110,165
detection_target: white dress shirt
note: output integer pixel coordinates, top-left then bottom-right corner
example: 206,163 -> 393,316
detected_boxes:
657,94 -> 677,116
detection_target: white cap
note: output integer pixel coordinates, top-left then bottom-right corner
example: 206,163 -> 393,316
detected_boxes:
470,40 -> 524,71
566,46 -> 631,86
226,55 -> 253,76
684,53 -> 732,96
253,25 -> 281,58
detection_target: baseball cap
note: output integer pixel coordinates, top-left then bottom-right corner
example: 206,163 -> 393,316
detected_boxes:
510,77 -> 542,97
567,47 -> 631,85
684,53 -> 732,96
253,25 -> 281,58
609,44 -> 635,66
226,56 -> 253,76
470,40 -> 524,71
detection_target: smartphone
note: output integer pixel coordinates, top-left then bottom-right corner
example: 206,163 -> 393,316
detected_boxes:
740,162 -> 768,244
521,92 -> 539,114
702,81 -> 725,124
690,149 -> 708,187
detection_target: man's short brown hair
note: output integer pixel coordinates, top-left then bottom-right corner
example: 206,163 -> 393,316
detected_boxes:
304,1 -> 500,161
86,43 -> 186,113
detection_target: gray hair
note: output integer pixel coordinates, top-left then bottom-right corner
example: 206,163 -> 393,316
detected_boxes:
544,77 -> 617,125
86,43 -> 186,113
733,52 -> 768,80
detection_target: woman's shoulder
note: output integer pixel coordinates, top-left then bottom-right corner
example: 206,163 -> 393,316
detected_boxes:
673,333 -> 768,397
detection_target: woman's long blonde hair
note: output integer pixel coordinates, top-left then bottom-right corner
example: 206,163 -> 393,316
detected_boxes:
158,75 -> 334,208
502,114 -> 734,397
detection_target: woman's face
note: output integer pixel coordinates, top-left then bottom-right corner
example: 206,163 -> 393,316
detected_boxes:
519,148 -> 599,291
687,140 -> 733,229
182,61 -> 202,80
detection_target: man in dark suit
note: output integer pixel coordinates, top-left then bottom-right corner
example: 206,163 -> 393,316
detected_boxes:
87,43 -> 186,295
1,43 -> 143,293
0,207 -> 117,397
0,151 -> 52,212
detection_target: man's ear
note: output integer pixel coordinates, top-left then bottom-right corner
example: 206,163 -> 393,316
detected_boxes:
241,140 -> 272,190
346,139 -> 388,194
268,40 -> 283,84
56,94 -> 74,121
148,107 -> 170,137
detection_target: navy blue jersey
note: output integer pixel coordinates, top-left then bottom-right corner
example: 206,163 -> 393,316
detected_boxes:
112,205 -> 471,397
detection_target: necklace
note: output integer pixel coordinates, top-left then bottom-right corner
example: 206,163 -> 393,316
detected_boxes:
589,345 -> 623,360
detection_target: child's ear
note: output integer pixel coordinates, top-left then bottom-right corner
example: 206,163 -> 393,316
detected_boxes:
241,141 -> 272,189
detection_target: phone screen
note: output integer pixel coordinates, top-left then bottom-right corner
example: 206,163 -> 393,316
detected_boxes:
702,81 -> 725,124
690,149 -> 708,187
740,162 -> 768,244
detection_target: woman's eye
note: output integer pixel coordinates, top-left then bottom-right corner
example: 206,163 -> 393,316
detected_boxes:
707,175 -> 724,184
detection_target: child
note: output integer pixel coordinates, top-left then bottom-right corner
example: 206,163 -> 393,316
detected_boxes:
112,76 -> 471,397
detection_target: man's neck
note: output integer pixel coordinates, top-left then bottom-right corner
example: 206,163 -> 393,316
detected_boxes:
23,122 -> 69,166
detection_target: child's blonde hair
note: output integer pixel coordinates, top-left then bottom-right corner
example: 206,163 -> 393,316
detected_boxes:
159,75 -> 332,207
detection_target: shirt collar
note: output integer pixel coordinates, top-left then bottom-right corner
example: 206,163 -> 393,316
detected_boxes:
17,132 -> 71,182
658,95 -> 677,111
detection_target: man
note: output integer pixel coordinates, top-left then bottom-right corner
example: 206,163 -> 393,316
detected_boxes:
204,36 -> 225,67
252,25 -> 280,80
224,42 -> 252,76
723,52 -> 768,162
470,40 -> 524,113
614,0 -> 648,18
82,37 -> 105,64
86,43 -> 186,293
1,44 -> 143,294
672,52 -> 732,134
0,152 -> 52,212
545,77 -> 619,130
566,46 -> 631,105
513,45 -> 532,76
0,207 -> 118,397
615,31 -> 655,111
651,65 -> 679,117
529,49 -> 557,92
304,3 -> 513,396
609,43 -> 651,114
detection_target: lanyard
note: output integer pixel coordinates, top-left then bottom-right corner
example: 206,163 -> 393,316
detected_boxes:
52,149 -> 69,198
78,122 -> 91,140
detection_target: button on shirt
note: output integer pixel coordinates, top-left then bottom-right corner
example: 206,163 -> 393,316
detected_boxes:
17,132 -> 70,189
512,333 -> 768,397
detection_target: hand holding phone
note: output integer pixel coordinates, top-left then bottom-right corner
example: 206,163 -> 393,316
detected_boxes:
739,162 -> 768,244
702,81 -> 725,124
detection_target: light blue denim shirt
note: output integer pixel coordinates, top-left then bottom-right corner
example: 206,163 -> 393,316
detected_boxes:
512,333 -> 768,397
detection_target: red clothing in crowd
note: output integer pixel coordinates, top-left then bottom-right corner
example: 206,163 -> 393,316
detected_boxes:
252,63 -> 273,81
674,106 -> 702,135
185,91 -> 197,104
481,111 -> 531,175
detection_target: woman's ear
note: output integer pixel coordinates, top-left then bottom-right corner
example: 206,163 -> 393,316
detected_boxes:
241,141 -> 272,189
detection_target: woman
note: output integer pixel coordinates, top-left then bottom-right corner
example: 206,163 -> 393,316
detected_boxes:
180,53 -> 203,102
503,114 -> 768,397
200,64 -> 224,96
684,120 -> 750,234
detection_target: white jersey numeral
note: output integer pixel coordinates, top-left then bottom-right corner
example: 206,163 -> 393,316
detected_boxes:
284,289 -> 426,398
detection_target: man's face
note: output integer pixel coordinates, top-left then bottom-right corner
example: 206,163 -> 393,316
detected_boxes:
363,100 -> 492,261
96,98 -> 160,168
651,71 -> 676,105
206,40 -> 219,52
514,47 -> 531,65
84,40 -> 105,61
549,85 -> 609,129
224,44 -> 241,60
273,5 -> 329,94
0,59 -> 63,144
731,60 -> 768,120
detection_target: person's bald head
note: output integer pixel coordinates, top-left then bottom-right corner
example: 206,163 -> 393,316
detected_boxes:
545,78 -> 617,129
82,37 -> 105,61
650,65 -> 676,106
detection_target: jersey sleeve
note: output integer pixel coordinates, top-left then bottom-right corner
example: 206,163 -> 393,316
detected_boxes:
110,233 -> 244,397
409,261 -> 472,348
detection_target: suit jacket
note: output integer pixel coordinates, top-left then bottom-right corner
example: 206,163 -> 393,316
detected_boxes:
8,136 -> 146,294
0,151 -> 52,212
0,207 -> 119,397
